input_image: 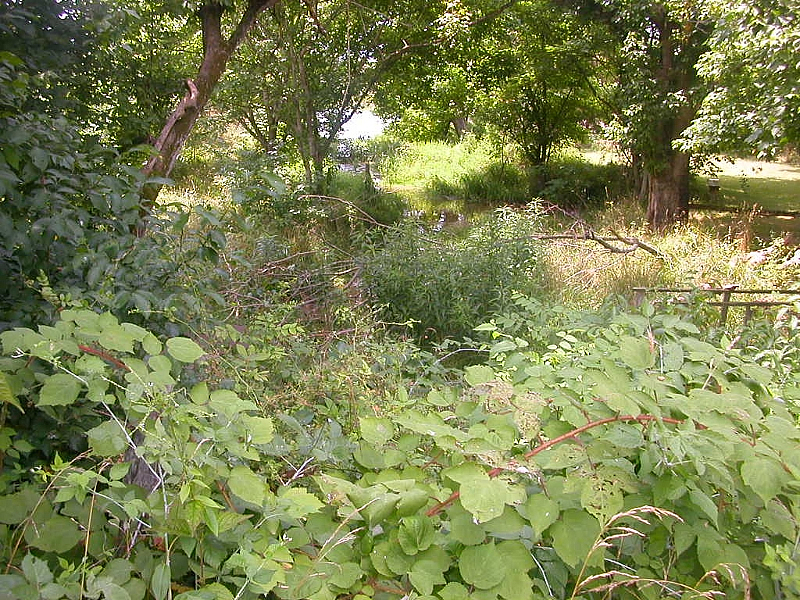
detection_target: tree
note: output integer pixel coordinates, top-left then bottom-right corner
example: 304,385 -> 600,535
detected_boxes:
141,0 -> 280,202
480,1 -> 604,169
680,0 -> 800,158
595,0 -> 712,229
220,0 -> 393,189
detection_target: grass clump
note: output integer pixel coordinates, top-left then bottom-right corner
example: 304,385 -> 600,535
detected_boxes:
360,205 -> 545,341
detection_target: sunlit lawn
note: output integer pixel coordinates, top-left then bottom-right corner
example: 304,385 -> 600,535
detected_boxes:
713,158 -> 800,214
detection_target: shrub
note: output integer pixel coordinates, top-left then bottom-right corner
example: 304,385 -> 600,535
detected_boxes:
535,157 -> 627,209
360,205 -> 545,341
427,161 -> 530,206
0,54 -> 225,332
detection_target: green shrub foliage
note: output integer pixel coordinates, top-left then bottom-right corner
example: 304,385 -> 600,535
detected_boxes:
0,299 -> 798,599
360,206 -> 545,341
0,53 -> 226,331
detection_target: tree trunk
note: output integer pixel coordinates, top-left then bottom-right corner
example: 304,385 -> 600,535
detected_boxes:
643,6 -> 701,231
141,0 -> 279,205
646,151 -> 690,230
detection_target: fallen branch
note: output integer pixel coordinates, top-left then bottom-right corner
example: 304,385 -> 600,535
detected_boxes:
533,230 -> 664,257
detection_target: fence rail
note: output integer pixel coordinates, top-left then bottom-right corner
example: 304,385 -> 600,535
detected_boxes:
631,286 -> 800,324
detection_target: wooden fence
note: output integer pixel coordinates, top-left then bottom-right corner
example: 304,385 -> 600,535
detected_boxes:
631,286 -> 800,324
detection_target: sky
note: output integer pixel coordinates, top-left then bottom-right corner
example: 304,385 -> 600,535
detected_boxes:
339,110 -> 386,139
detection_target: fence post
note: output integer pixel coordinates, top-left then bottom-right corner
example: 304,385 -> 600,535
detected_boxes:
719,284 -> 738,324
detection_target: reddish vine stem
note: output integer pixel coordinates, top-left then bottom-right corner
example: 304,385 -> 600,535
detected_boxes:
426,413 -> 695,517
78,344 -> 130,371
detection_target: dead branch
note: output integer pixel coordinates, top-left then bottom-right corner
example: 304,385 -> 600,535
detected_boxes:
533,231 -> 663,257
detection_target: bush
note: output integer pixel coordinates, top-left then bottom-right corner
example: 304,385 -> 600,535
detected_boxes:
428,161 -> 530,206
360,205 -> 545,341
0,54 -> 225,332
535,157 -> 627,209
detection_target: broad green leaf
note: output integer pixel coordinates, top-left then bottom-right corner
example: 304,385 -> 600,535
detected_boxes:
150,563 -> 170,600
761,500 -> 797,539
460,478 -> 512,523
0,372 -> 22,412
438,582 -> 470,600
398,516 -> 435,555
359,417 -> 395,446
277,487 -> 324,518
449,510 -> 486,545
209,389 -> 257,418
38,373 -> 81,406
458,544 -> 506,589
166,337 -> 204,363
228,466 -> 266,506
741,457 -> 789,504
142,333 -> 162,356
483,506 -> 526,534
99,324 -> 137,353
328,562 -> 362,589
579,476 -> 623,523
409,560 -> 446,595
147,354 -> 172,375
464,365 -> 496,386
242,415 -> 274,444
396,488 -> 430,516
688,488 -> 718,525
26,515 -> 83,553
617,336 -> 655,369
550,510 -> 600,568
174,582 -> 234,600
87,420 -> 128,457
21,554 -> 52,586
1,327 -> 44,354
190,382 -> 209,404
95,580 -> 131,600
0,488 -> 40,524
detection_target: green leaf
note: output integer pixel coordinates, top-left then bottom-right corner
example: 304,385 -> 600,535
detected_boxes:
99,324 -> 137,354
438,582 -> 470,600
449,510 -> 486,545
464,365 -> 496,386
550,510 -> 600,568
150,564 -> 170,600
242,415 -> 274,444
617,336 -> 655,370
228,466 -> 267,506
0,488 -> 39,524
458,544 -> 506,589
38,373 -> 81,406
460,478 -> 512,524
166,337 -> 204,363
359,417 -> 395,446
27,515 -> 84,553
761,500 -> 797,539
398,516 -> 435,555
741,457 -> 789,504
87,420 -> 128,457
21,554 -> 52,586
409,559 -> 446,595
277,487 -> 324,518
142,333 -> 162,356
0,372 -> 23,412
688,488 -> 718,525
328,562 -> 362,589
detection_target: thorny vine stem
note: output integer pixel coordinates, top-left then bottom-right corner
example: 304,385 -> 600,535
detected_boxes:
426,414 -> 695,517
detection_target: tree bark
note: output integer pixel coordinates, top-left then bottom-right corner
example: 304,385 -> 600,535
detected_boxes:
141,0 -> 280,205
643,6 -> 702,231
646,151 -> 689,230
